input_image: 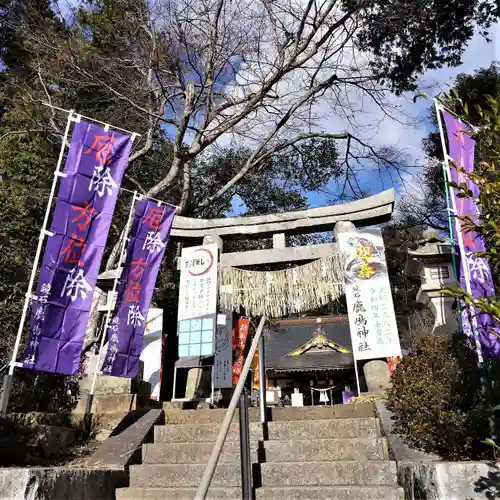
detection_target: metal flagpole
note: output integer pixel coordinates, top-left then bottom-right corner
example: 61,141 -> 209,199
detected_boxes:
440,159 -> 462,331
434,101 -> 483,359
435,101 -> 494,437
0,111 -> 76,416
85,191 -> 139,415
353,359 -> 361,396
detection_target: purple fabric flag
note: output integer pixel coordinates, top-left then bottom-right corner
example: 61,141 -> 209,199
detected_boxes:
443,111 -> 500,357
102,199 -> 175,378
22,121 -> 133,374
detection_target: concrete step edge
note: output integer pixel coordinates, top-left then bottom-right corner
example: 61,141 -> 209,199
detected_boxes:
115,487 -> 242,500
132,460 -> 395,467
254,485 -> 404,500
116,488 -> 240,492
158,417 -> 378,427
260,459 -> 396,465
256,486 -> 404,490
144,441 -> 260,446
152,436 -> 380,443
263,437 -> 384,444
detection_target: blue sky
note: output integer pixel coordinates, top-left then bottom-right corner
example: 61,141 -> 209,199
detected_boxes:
301,25 -> 500,209
46,2 -> 498,216
229,25 -> 499,216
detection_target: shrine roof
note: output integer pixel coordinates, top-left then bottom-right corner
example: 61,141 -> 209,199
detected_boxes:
265,317 -> 353,372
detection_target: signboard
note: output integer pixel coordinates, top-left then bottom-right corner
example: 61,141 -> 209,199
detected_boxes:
337,228 -> 401,361
177,244 -> 218,357
214,313 -> 233,388
140,308 -> 163,399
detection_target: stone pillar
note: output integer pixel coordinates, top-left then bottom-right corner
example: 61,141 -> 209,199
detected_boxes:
185,367 -> 212,400
363,360 -> 392,393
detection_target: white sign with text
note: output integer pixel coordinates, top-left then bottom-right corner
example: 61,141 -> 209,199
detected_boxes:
337,228 -> 401,361
177,244 -> 219,321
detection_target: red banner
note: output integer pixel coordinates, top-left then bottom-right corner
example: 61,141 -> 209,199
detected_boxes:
232,317 -> 250,385
387,356 -> 401,376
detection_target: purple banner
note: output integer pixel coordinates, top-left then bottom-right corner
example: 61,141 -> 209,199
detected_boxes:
102,200 -> 175,378
443,111 -> 500,357
23,121 -> 133,374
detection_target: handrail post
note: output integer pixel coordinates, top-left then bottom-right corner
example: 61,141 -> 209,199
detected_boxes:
258,333 -> 267,423
239,389 -> 252,499
195,316 -> 266,500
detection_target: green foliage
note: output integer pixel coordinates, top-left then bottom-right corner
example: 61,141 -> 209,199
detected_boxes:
7,372 -> 79,414
392,70 -> 500,465
0,130 -> 57,360
402,64 -> 500,233
439,92 -> 500,314
387,334 -> 500,460
348,1 -> 499,94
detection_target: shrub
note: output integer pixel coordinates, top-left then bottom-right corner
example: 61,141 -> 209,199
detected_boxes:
5,369 -> 79,415
387,333 -> 500,460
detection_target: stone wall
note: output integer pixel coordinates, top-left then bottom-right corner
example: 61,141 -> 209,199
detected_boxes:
399,462 -> 500,500
0,414 -> 78,466
0,468 -> 127,500
375,401 -> 500,500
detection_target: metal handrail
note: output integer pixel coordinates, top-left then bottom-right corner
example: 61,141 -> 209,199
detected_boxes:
195,315 -> 267,499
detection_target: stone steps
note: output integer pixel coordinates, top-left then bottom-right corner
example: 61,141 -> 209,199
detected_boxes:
116,406 -> 403,499
254,485 -> 404,500
259,460 -> 398,486
142,437 -> 387,464
262,437 -> 388,461
142,441 -> 259,464
129,463 -> 242,488
116,487 -> 244,500
163,403 -> 375,424
129,460 -> 398,488
154,417 -> 379,442
116,485 -> 404,500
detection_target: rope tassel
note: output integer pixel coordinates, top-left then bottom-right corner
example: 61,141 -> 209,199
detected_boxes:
219,253 -> 344,317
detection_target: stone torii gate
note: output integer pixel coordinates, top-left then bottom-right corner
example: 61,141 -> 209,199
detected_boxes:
170,189 -> 395,402
171,188 -> 394,248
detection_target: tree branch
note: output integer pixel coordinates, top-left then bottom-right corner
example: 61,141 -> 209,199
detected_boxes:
0,130 -> 46,142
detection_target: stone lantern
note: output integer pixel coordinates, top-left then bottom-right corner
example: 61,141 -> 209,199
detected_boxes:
404,229 -> 459,335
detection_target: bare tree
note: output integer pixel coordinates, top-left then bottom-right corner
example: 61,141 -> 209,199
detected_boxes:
56,0 -> 407,206
4,0 -> 413,268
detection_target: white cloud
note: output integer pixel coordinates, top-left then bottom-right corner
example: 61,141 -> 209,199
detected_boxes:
213,3 -> 499,208
308,23 -> 500,206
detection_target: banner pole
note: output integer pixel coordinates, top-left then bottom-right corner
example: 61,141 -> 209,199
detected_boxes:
353,359 -> 361,396
0,111 -> 75,416
434,101 -> 482,352
85,191 -> 138,414
435,101 -> 494,437
440,159 -> 462,331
